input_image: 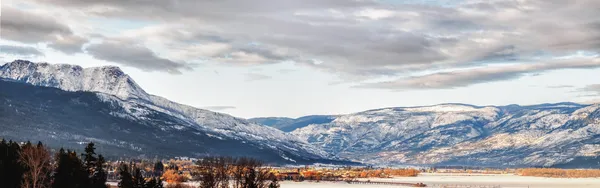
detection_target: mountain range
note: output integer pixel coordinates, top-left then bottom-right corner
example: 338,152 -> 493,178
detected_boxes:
1,60 -> 599,167
262,103 -> 600,167
0,60 -> 337,164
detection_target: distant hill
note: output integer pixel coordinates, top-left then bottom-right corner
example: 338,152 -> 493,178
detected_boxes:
250,115 -> 336,132
290,103 -> 600,167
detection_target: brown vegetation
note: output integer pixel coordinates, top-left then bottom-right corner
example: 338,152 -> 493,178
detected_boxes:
19,144 -> 52,188
518,168 -> 600,178
355,168 -> 420,178
162,169 -> 188,183
195,157 -> 273,188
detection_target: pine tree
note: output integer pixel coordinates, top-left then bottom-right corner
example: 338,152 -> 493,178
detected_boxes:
83,142 -> 108,188
83,143 -> 98,174
1,140 -> 25,188
118,164 -> 134,188
153,161 -> 164,177
132,167 -> 146,188
91,155 -> 108,188
52,149 -> 90,188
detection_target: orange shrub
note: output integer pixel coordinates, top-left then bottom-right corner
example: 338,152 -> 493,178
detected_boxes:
162,169 -> 188,183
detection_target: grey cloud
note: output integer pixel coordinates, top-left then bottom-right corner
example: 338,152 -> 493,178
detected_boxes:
547,85 -> 574,89
85,39 -> 191,74
202,106 -> 236,111
581,84 -> 600,95
0,7 -> 72,43
358,58 -> 600,90
245,73 -> 272,82
0,45 -> 44,57
48,35 -> 89,54
1,7 -> 88,54
25,0 -> 600,82
278,69 -> 296,74
34,0 -> 374,18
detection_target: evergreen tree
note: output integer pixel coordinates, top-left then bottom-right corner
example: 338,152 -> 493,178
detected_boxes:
83,142 -> 98,174
153,161 -> 164,176
91,155 -> 108,188
83,142 -> 108,188
0,140 -> 25,188
118,164 -> 134,188
132,167 -> 146,188
52,149 -> 90,188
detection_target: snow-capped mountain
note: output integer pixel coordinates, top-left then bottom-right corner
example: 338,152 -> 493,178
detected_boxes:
250,115 -> 337,132
291,103 -> 600,167
0,60 -> 336,164
0,60 -> 150,100
3,60 -> 598,167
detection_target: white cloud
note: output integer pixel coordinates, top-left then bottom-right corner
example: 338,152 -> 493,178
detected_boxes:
359,57 -> 600,90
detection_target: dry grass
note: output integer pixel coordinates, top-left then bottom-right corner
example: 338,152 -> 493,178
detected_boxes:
517,168 -> 600,178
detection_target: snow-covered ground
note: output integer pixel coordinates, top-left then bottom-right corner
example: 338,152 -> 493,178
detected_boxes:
107,173 -> 600,188
281,181 -> 406,188
356,173 -> 600,188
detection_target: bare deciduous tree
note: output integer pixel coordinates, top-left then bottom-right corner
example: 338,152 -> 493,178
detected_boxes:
19,144 -> 52,188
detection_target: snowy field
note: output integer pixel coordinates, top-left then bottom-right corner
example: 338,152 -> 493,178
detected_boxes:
108,173 -> 600,188
351,173 -> 600,188
277,173 -> 600,188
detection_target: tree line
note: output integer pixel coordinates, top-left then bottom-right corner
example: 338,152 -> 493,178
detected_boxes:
0,139 -> 108,188
1,139 -> 279,188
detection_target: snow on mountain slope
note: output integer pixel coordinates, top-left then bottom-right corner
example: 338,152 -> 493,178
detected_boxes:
0,60 -> 331,162
0,60 -> 150,100
293,103 -> 600,167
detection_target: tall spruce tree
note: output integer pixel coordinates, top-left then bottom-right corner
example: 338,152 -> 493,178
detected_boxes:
52,149 -> 90,188
83,142 -> 108,188
91,154 -> 108,188
153,161 -> 164,177
132,167 -> 146,188
1,140 -> 25,188
118,164 -> 134,188
83,143 -> 98,174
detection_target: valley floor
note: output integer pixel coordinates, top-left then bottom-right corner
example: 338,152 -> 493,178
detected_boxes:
108,172 -> 600,188
351,173 -> 600,188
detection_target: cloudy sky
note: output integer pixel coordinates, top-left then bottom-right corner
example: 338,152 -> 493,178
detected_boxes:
1,0 -> 599,118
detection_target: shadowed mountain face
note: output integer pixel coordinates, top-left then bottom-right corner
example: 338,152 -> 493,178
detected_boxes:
0,79 -> 339,164
0,60 -> 346,164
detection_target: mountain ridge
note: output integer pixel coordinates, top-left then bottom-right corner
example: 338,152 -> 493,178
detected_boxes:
2,60 -> 599,167
289,103 -> 600,167
0,60 -> 336,164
